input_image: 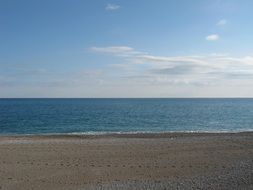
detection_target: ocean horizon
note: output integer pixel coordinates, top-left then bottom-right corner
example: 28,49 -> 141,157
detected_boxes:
0,98 -> 253,135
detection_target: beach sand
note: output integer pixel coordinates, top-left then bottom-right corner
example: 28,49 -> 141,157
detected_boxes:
0,132 -> 252,190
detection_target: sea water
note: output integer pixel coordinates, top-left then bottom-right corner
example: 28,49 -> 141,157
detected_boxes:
0,98 -> 253,135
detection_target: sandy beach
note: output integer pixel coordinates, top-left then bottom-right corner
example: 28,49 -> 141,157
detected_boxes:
0,132 -> 252,190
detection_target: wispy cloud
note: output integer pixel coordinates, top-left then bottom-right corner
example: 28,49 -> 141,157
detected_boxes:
3,47 -> 253,97
105,4 -> 120,11
217,19 -> 227,26
206,34 -> 219,41
137,55 -> 208,66
90,46 -> 143,56
91,46 -> 133,54
90,45 -> 253,87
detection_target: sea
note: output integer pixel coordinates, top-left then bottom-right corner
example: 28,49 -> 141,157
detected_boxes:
0,98 -> 253,135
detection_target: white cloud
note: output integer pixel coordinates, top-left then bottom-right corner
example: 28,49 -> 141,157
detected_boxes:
91,45 -> 253,86
137,55 -> 208,66
90,46 -> 144,57
91,46 -> 133,54
105,4 -> 120,11
217,19 -> 227,26
3,46 -> 253,97
206,34 -> 219,41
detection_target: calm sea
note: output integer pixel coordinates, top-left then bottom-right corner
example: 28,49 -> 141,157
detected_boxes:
0,98 -> 253,135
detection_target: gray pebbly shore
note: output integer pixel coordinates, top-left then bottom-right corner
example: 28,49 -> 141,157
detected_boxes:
83,160 -> 253,190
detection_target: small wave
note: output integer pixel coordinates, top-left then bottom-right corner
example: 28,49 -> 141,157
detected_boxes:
1,128 -> 253,137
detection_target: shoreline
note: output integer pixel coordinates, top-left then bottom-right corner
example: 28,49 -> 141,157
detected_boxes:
0,132 -> 252,189
0,130 -> 253,138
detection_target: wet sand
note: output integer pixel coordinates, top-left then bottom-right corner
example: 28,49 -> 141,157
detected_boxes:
0,132 -> 252,190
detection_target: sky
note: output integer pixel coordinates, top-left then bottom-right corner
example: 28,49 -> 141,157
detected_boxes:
1,0 -> 253,98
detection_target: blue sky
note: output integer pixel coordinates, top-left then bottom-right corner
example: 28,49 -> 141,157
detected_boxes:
1,0 -> 253,97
